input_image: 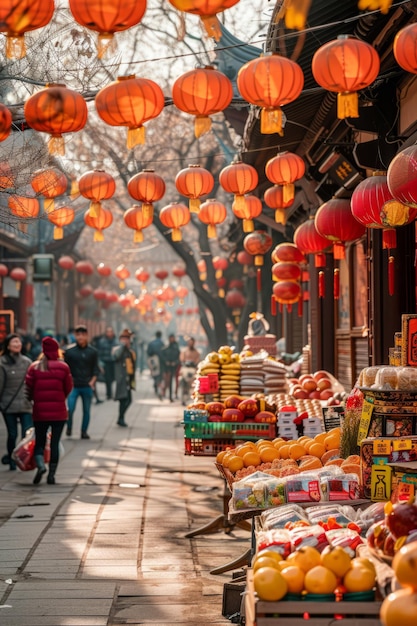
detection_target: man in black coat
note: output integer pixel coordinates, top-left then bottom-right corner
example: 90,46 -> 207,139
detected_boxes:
97,327 -> 117,400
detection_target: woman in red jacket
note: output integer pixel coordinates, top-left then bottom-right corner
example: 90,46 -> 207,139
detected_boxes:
25,336 -> 73,485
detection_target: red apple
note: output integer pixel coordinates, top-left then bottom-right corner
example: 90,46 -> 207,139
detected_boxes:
320,389 -> 334,401
254,411 -> 277,423
302,379 -> 318,392
309,391 -> 322,399
237,398 -> 259,417
293,389 -> 309,400
386,503 -> 417,539
223,395 -> 242,409
299,374 -> 315,384
313,370 -> 331,382
207,414 -> 223,422
222,408 -> 245,422
206,401 -> 225,415
317,378 -> 332,391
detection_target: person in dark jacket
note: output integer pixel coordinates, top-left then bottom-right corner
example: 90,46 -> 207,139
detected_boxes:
96,327 -> 117,400
25,337 -> 73,485
160,334 -> 180,402
112,329 -> 136,427
147,330 -> 164,397
0,333 -> 33,470
63,325 -> 100,439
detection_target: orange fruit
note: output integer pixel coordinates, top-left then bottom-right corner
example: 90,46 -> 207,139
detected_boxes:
287,546 -> 321,573
227,455 -> 245,473
280,565 -> 305,594
253,567 -> 288,601
308,442 -> 326,458
288,443 -> 306,460
313,432 -> 327,445
303,439 -> 314,452
343,566 -> 375,592
272,438 -> 284,445
253,555 -> 281,572
216,450 -> 229,464
242,450 -> 261,467
279,444 -> 291,459
380,588 -> 417,626
235,444 -> 256,458
255,550 -> 283,565
259,447 -> 280,463
273,440 -> 287,451
297,436 -> 310,444
304,565 -> 338,594
324,433 -> 340,451
222,450 -> 237,468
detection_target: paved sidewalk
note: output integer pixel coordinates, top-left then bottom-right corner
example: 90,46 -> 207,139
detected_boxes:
0,372 -> 250,625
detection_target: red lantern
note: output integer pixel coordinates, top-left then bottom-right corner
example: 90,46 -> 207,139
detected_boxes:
167,0 -> 239,41
79,284 -> 93,298
155,269 -> 168,282
159,202 -> 191,241
264,185 -> 294,224
219,161 -> 258,212
172,265 -> 186,279
225,288 -> 246,309
0,0 -> 54,59
8,195 -> 40,219
197,259 -> 207,280
265,152 -> 305,203
271,242 -> 305,264
47,206 -> 75,240
9,267 -> 27,291
176,308 -> 184,316
93,287 -> 107,301
24,83 -> 88,155
115,264 -> 130,289
315,198 -> 366,259
212,256 -> 228,279
84,206 -> 113,242
175,164 -> 214,213
106,291 -> 119,304
127,170 -> 165,220
75,260 -> 94,276
293,217 -> 330,267
232,194 -> 262,232
272,262 -> 302,282
0,103 -> 12,141
243,230 -> 273,266
123,205 -> 153,242
135,268 -> 150,286
0,263 -> 7,287
97,263 -> 112,277
312,35 -> 380,119
0,162 -> 14,189
96,75 -> 164,148
78,170 -> 116,218
229,279 -> 244,290
176,285 -> 189,303
393,23 -> 417,74
31,167 -> 68,213
68,0 -> 146,58
237,250 -> 253,267
387,146 -> 417,209
272,280 -> 301,306
199,199 -> 227,238
237,53 -> 304,134
172,66 -> 233,137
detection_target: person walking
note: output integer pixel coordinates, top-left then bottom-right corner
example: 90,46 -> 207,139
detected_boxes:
97,327 -> 117,400
25,337 -> 73,485
112,329 -> 136,427
0,333 -> 33,471
160,334 -> 180,402
146,330 -> 164,397
63,325 -> 100,439
180,336 -> 201,366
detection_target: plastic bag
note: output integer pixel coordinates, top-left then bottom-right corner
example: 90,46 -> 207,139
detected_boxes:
11,427 -> 51,471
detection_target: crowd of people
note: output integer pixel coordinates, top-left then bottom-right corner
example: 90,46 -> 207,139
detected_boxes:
0,326 -> 201,484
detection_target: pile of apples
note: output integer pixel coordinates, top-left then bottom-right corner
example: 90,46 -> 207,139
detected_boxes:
366,500 -> 417,559
288,371 -> 342,406
201,395 -> 277,423
380,540 -> 417,626
252,544 -> 377,602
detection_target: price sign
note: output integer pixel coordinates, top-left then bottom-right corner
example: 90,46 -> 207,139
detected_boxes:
198,373 -> 219,394
357,395 -> 374,445
322,406 -> 344,431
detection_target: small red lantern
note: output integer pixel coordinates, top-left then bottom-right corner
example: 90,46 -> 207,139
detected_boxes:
31,167 -> 68,213
115,264 -> 130,289
78,170 -> 116,218
93,287 -> 107,301
172,265 -> 186,279
265,152 -> 305,204
172,66 -> 233,138
197,259 -> 207,280
84,205 -> 113,241
175,164 -> 214,212
212,256 -> 228,279
8,195 -> 40,220
10,267 -> 27,291
123,205 -> 153,242
237,52 -> 304,134
95,75 -> 164,147
127,170 -> 165,220
97,263 -> 112,277
155,269 -> 168,282
272,280 -> 302,311
0,263 -> 8,287
24,83 -> 88,155
176,285 -> 189,304
293,217 -> 330,267
264,185 -> 294,224
135,268 -> 150,284
0,103 -> 12,142
167,0 -> 239,41
75,260 -> 94,276
219,161 -> 258,211
393,23 -> 417,74
232,194 -> 262,232
48,206 -> 75,240
0,0 -> 54,59
315,198 -> 366,259
387,146 -> 417,209
225,288 -> 246,309
243,230 -> 273,266
79,284 -> 93,298
312,35 -> 380,119
199,199 -> 227,238
159,202 -> 191,241
237,250 -> 253,267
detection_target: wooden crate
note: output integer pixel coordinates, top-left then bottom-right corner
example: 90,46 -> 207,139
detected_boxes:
244,570 -> 382,626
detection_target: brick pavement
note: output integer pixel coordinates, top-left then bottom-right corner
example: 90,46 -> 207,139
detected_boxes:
0,372 -> 250,625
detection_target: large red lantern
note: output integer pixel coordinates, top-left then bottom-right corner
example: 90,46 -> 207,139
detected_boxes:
265,152 -> 305,204
243,230 -> 273,266
97,263 -> 112,277
68,0 -> 146,58
225,288 -> 246,309
0,104 -> 12,142
387,146 -> 417,209
84,205 -> 113,241
167,0 -> 239,40
48,206 -> 75,240
312,35 -> 380,119
273,280 -> 301,306
123,205 -> 153,242
199,199 -> 227,238
0,0 -> 54,59
237,53 -> 304,134
272,262 -> 302,282
58,256 -> 75,272
95,75 -> 164,148
315,198 -> 366,259
8,195 -> 40,220
127,170 -> 165,220
115,264 -> 130,289
24,83 -> 88,155
31,167 -> 68,213
219,161 -> 258,211
75,260 -> 94,276
159,202 -> 191,241
78,170 -> 116,218
293,217 -> 330,267
172,66 -> 233,138
264,185 -> 294,225
232,195 -> 262,232
271,242 -> 305,264
393,23 -> 417,74
175,164 -> 214,213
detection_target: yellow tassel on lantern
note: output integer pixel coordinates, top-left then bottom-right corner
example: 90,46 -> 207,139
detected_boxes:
97,33 -> 117,59
381,199 -> 410,226
337,92 -> 359,119
93,230 -> 104,242
284,0 -> 312,30
254,255 -> 264,266
6,35 -> 26,59
200,15 -> 221,40
48,135 -> 65,156
171,228 -> 182,242
44,198 -> 55,214
53,226 -> 63,240
218,288 -> 225,298
243,219 -> 254,232
358,0 -> 393,14
189,198 -> 200,213
88,201 -> 101,219
283,183 -> 295,204
333,242 -> 345,260
207,224 -> 217,238
195,115 -> 212,138
261,108 -> 283,135
70,180 -> 79,198
134,230 -> 144,243
275,209 -> 287,225
142,203 -> 153,221
233,195 -> 246,211
127,126 -> 145,149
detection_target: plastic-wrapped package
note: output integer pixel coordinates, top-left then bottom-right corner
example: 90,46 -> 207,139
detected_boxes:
320,473 -> 360,501
232,471 -> 273,510
361,366 -> 379,388
290,523 -> 329,552
306,504 -> 357,527
260,504 -> 308,530
286,473 -> 326,503
325,527 -> 364,557
374,366 -> 398,390
256,528 -> 292,558
356,502 -> 386,530
396,366 -> 417,391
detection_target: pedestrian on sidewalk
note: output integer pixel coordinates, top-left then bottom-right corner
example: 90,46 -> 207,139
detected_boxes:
0,333 -> 33,471
160,334 -> 180,402
25,337 -> 73,485
112,329 -> 136,427
63,325 -> 100,439
147,330 -> 164,397
96,326 -> 117,400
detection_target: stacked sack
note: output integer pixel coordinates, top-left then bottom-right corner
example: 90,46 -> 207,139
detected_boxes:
240,351 -> 268,396
263,359 -> 289,395
218,346 -> 241,403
